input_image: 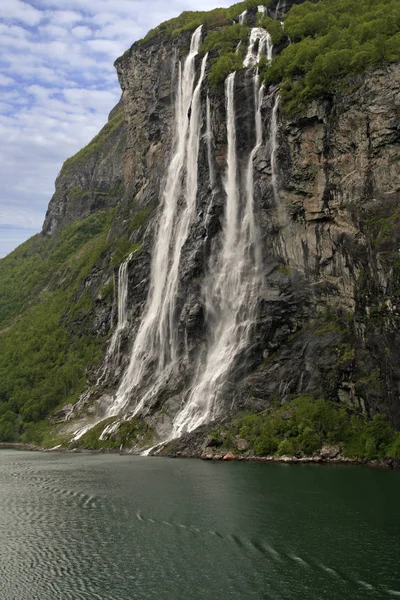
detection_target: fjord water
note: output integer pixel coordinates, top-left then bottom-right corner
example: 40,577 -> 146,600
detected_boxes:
1,451 -> 399,600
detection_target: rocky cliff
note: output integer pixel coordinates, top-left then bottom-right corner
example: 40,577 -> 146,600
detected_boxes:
1,0 -> 400,456
42,101 -> 127,235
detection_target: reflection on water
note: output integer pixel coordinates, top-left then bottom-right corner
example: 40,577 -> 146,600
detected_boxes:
0,451 -> 399,600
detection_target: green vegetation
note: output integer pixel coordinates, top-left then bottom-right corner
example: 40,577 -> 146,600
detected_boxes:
0,211 -> 116,444
0,200 -> 153,445
200,23 -> 249,56
202,23 -> 248,87
0,210 -> 113,325
209,52 -> 245,87
63,107 -> 125,171
111,238 -> 142,267
138,0 -> 400,105
129,207 -> 153,234
138,1 -> 271,44
0,190 -> 154,445
214,396 -> 400,460
78,417 -> 154,450
262,0 -> 400,113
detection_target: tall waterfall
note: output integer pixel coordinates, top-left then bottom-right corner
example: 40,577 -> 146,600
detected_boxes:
88,19 -> 282,443
96,253 -> 132,385
270,93 -> 280,203
106,27 -> 207,417
206,95 -> 215,192
173,70 -> 264,435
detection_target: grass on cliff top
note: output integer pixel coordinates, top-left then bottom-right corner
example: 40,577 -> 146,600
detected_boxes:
62,106 -> 124,172
137,0 -> 271,45
136,0 -> 400,110
262,0 -> 400,113
212,396 -> 400,460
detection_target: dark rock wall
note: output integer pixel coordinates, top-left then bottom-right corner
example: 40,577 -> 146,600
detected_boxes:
42,100 -> 127,235
43,23 -> 400,433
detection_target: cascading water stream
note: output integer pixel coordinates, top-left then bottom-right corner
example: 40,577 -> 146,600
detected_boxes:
245,78 -> 265,268
270,93 -> 280,204
206,95 -> 216,196
274,0 -> 287,19
244,28 -> 273,67
104,257 -> 130,360
173,70 -> 264,436
159,52 -> 208,367
79,18 -> 282,444
269,91 -> 288,259
239,10 -> 247,25
104,27 -> 207,419
95,252 -> 134,388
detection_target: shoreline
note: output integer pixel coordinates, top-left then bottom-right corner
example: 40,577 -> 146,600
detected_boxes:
2,442 -> 399,470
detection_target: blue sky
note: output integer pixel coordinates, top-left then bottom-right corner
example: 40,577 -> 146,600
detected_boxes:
0,0 -> 233,258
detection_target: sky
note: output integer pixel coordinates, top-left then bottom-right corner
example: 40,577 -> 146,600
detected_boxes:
0,0 -> 233,258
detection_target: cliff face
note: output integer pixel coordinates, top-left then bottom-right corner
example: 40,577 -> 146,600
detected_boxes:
85,32 -> 400,438
42,102 -> 127,235
2,2 -> 400,450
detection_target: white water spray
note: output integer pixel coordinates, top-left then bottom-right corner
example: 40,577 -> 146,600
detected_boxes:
106,27 -> 207,418
173,71 -> 264,435
239,10 -> 247,25
244,28 -> 273,68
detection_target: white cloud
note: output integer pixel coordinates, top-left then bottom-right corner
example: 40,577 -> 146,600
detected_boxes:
46,10 -> 83,25
87,38 -> 127,57
71,25 -> 93,39
0,74 -> 14,86
1,0 -> 42,26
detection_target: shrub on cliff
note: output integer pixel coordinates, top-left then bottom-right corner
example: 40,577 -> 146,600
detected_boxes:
262,0 -> 400,113
217,397 -> 400,460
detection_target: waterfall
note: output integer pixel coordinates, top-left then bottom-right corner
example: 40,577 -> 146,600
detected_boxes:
274,0 -> 287,19
239,10 -> 247,25
173,70 -> 264,436
245,77 -> 265,269
105,27 -> 207,418
206,95 -> 215,192
244,28 -> 273,67
270,93 -> 280,203
258,5 -> 267,16
106,257 -> 130,359
96,253 -> 133,386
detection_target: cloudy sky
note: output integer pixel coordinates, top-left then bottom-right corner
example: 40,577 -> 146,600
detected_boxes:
0,0 -> 233,258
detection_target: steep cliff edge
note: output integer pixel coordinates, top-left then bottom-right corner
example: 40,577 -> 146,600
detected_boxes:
42,102 -> 127,235
0,0 -> 400,459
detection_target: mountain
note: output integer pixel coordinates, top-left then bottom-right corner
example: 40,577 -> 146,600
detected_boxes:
1,0 -> 400,461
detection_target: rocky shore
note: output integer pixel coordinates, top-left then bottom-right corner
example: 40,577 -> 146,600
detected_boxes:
1,440 -> 399,469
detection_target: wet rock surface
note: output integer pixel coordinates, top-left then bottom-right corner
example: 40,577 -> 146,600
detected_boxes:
47,27 -> 400,444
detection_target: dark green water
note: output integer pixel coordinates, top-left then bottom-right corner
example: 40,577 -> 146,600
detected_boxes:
0,452 -> 399,600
